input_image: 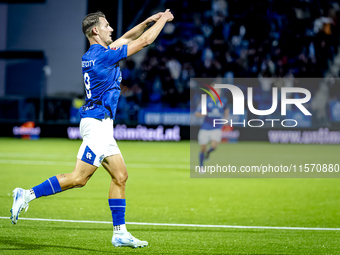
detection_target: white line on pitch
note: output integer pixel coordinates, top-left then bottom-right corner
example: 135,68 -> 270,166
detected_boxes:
0,159 -> 188,169
0,217 -> 339,231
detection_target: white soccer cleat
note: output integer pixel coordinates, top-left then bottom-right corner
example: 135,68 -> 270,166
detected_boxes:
199,166 -> 206,174
112,232 -> 148,248
10,188 -> 29,224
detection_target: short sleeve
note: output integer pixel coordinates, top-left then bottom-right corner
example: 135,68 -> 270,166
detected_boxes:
106,45 -> 128,66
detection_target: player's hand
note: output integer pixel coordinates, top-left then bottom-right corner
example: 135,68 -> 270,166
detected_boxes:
147,12 -> 164,23
162,9 -> 174,22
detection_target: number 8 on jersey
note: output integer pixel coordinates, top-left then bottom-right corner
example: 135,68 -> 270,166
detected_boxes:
84,72 -> 91,99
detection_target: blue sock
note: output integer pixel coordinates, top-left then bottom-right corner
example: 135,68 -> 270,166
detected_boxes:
32,176 -> 62,198
199,152 -> 204,167
208,147 -> 215,153
109,199 -> 126,226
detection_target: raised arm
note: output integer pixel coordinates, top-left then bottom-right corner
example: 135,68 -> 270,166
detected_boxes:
109,12 -> 164,48
126,9 -> 174,57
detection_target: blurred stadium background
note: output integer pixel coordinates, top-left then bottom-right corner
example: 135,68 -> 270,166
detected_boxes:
1,0 -> 340,254
0,0 -> 340,139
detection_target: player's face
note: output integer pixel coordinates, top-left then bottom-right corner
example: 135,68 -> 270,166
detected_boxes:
98,17 -> 114,46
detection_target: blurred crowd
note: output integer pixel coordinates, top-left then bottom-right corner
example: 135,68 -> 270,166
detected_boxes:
118,0 -> 340,112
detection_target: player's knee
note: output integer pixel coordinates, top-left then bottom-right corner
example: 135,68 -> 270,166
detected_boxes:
113,172 -> 128,187
73,177 -> 88,188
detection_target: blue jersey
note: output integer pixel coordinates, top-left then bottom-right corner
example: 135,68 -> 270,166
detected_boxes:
79,44 -> 128,119
196,97 -> 228,130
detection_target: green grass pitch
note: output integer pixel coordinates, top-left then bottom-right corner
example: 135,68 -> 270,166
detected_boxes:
0,138 -> 339,254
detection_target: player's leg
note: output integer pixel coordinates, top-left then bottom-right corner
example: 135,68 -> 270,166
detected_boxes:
198,129 -> 209,168
200,144 -> 207,167
205,129 -> 222,160
101,154 -> 148,248
11,118 -> 102,224
102,155 -> 127,199
10,159 -> 97,224
205,140 -> 218,160
56,159 -> 98,190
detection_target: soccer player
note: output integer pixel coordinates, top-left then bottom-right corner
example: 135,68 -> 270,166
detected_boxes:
195,87 -> 229,170
10,10 -> 174,248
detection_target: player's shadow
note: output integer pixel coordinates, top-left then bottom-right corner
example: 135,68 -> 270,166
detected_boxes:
0,238 -> 115,253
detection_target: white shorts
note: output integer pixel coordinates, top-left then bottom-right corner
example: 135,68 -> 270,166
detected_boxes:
198,129 -> 222,145
77,117 -> 121,167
